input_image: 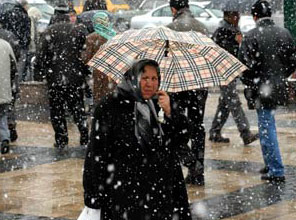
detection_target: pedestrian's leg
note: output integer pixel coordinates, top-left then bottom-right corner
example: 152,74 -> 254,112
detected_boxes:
186,90 -> 208,185
48,86 -> 68,148
257,109 -> 284,177
7,98 -> 17,142
17,49 -> 28,82
67,86 -> 89,146
209,85 -> 230,142
0,105 -> 10,154
228,83 -> 258,145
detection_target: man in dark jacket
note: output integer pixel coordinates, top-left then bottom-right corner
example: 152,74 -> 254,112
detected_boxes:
167,0 -> 208,186
0,0 -> 30,79
0,1 -> 31,142
209,4 -> 258,145
35,13 -> 90,149
239,0 -> 296,183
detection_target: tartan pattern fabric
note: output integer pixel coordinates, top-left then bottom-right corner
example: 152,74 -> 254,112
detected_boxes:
88,26 -> 247,92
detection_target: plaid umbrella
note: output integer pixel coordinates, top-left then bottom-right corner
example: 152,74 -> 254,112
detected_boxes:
88,26 -> 247,92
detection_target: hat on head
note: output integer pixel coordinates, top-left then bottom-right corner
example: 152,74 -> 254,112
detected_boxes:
169,0 -> 189,10
55,0 -> 69,13
92,12 -> 116,40
251,0 -> 272,18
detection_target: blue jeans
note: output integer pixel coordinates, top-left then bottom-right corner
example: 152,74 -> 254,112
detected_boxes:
257,109 -> 284,177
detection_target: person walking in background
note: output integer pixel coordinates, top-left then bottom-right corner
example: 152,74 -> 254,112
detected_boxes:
209,3 -> 259,145
81,11 -> 116,104
1,0 -> 31,82
0,0 -> 31,142
79,59 -> 192,220
35,11 -> 90,149
167,0 -> 209,186
26,7 -> 42,81
0,39 -> 17,154
239,0 -> 296,183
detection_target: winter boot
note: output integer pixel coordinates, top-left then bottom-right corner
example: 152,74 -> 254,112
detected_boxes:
8,124 -> 18,142
241,131 -> 259,145
209,133 -> 230,143
185,161 -> 205,186
1,140 -> 10,154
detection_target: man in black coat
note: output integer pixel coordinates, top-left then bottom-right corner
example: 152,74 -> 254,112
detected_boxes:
239,0 -> 296,183
35,13 -> 90,149
209,4 -> 258,145
0,0 -> 31,142
167,0 -> 208,186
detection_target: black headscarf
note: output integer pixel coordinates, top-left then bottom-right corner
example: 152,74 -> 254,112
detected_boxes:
116,59 -> 164,151
117,59 -> 160,102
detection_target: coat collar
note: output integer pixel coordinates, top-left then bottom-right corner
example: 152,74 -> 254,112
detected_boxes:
173,8 -> 194,21
256,17 -> 275,27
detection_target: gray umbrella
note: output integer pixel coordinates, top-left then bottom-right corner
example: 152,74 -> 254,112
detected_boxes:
207,0 -> 263,13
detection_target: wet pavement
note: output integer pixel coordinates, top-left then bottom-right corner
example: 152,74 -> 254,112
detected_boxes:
1,91 -> 296,219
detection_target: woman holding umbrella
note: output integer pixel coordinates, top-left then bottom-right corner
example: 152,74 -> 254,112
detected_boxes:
78,59 -> 192,220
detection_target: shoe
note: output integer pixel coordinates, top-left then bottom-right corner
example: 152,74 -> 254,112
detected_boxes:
209,134 -> 230,143
54,143 -> 68,149
185,174 -> 205,186
259,167 -> 269,174
80,135 -> 89,146
242,133 -> 259,145
261,174 -> 285,183
1,140 -> 10,154
10,129 -> 18,142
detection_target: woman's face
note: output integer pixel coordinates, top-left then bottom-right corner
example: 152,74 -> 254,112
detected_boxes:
140,65 -> 159,100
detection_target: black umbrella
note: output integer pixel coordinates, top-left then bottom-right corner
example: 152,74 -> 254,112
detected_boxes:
77,9 -> 114,34
208,0 -> 281,13
207,0 -> 258,13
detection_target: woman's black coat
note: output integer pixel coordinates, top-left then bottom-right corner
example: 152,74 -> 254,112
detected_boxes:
83,92 -> 192,220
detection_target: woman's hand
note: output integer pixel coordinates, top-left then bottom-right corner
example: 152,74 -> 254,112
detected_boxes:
156,91 -> 171,117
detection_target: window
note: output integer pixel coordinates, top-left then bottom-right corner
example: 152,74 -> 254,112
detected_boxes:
152,6 -> 172,17
190,5 -> 207,17
141,1 -> 154,10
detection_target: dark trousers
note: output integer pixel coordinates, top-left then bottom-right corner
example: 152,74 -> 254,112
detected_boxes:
172,89 -> 208,175
210,81 -> 250,138
48,84 -> 89,146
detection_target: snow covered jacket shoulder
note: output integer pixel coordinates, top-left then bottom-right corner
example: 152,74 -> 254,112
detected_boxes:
239,17 -> 296,109
83,92 -> 192,220
0,28 -> 20,61
0,39 -> 16,104
167,7 -> 208,35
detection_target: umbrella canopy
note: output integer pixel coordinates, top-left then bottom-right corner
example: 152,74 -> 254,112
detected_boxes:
88,26 -> 247,93
207,0 -> 257,13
